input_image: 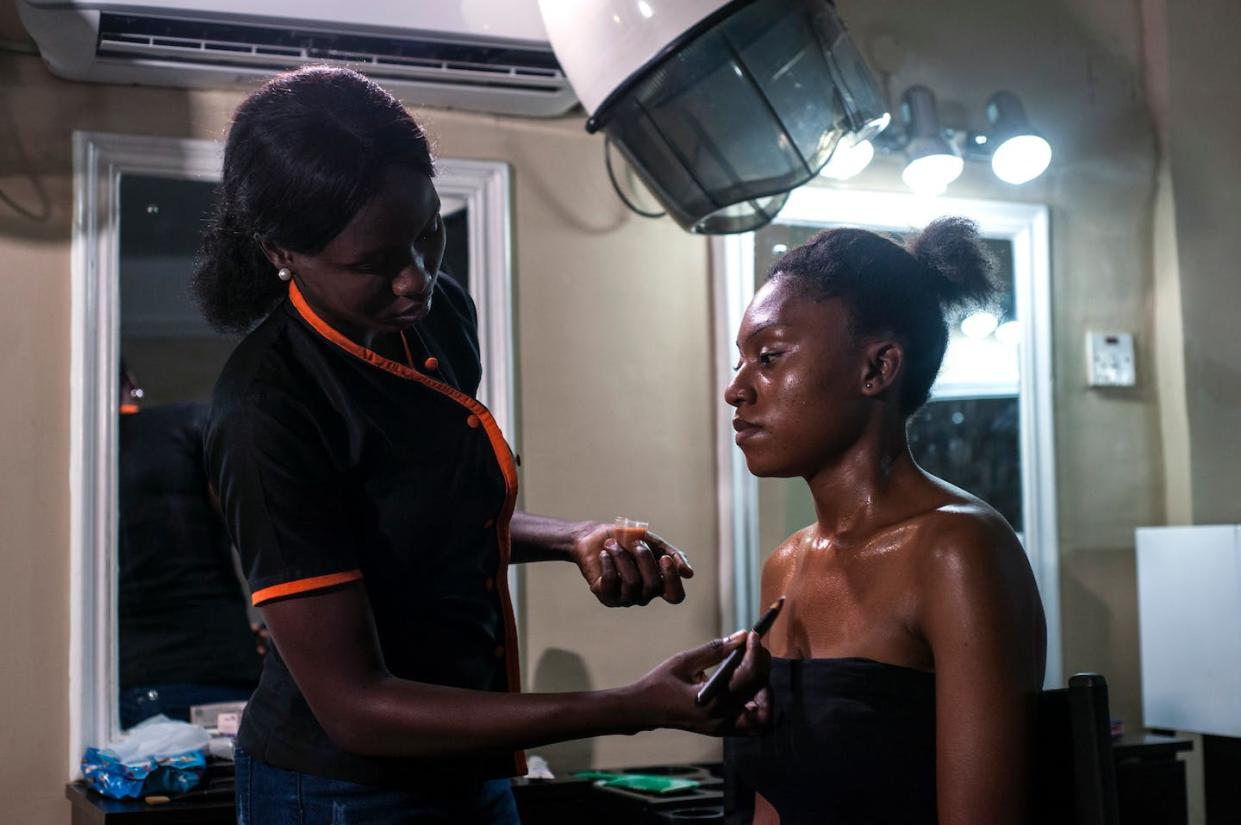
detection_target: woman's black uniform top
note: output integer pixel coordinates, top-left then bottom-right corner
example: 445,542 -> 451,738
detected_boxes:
726,657 -> 938,824
118,402 -> 261,690
204,274 -> 522,789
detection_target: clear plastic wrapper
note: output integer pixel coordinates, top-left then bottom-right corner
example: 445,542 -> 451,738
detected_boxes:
80,714 -> 210,800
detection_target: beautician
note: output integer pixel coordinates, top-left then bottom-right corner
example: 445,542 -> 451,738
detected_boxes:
195,66 -> 769,825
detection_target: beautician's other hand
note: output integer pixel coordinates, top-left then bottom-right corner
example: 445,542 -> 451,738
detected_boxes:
632,630 -> 771,736
571,522 -> 694,607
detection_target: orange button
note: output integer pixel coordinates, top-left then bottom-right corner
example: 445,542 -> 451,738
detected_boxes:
467,415 -> 481,429
493,645 -> 505,658
423,356 -> 439,371
484,577 -> 495,592
483,518 -> 496,529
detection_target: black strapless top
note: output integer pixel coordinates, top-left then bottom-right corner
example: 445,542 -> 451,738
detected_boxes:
726,657 -> 937,825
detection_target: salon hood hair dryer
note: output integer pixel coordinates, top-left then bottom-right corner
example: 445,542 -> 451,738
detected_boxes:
538,0 -> 889,234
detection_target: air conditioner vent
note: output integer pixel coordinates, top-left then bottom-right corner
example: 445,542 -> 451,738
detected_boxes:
96,12 -> 567,95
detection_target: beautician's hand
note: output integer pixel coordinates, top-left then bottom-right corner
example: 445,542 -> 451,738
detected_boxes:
631,630 -> 771,736
571,522 -> 694,607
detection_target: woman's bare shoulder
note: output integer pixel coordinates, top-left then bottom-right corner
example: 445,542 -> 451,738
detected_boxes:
909,487 -> 1038,614
911,474 -> 1020,549
911,487 -> 1047,686
760,525 -> 813,594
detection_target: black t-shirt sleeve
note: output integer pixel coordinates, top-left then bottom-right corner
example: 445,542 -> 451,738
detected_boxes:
206,390 -> 362,606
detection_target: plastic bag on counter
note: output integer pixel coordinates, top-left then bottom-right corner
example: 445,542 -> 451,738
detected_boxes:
81,714 -> 210,800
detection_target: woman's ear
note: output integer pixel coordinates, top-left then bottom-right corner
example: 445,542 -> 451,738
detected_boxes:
256,235 -> 295,271
861,339 -> 904,397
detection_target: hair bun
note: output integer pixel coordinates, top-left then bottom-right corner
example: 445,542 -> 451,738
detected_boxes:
907,217 -> 1000,309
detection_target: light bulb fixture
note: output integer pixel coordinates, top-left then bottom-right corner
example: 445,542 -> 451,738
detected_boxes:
985,91 -> 1052,184
960,310 -> 999,339
820,134 -> 875,180
995,320 -> 1022,347
903,154 -> 964,196
863,86 -> 1052,195
898,86 -> 963,196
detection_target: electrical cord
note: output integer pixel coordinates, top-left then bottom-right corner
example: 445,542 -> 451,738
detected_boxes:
603,137 -> 666,219
0,182 -> 51,222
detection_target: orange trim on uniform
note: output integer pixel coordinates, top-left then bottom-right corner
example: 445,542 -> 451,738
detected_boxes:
288,283 -> 526,775
399,329 -> 416,369
119,404 -> 140,415
251,570 -> 364,606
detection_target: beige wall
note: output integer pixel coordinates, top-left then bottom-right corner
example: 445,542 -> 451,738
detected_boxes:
1141,0 -> 1194,528
1151,159 -> 1194,525
1148,7 -> 1241,818
1162,0 -> 1241,526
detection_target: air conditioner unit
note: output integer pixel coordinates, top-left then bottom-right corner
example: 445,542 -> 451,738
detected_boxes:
16,0 -> 578,118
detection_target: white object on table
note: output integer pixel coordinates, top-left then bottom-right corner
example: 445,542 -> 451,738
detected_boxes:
1136,525 -> 1241,736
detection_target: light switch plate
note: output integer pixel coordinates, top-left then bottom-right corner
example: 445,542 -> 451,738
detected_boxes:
1086,331 -> 1136,387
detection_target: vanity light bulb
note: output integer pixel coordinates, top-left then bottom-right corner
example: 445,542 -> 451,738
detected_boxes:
821,138 -> 875,181
991,134 -> 1052,184
960,310 -> 999,340
995,320 -> 1022,347
901,153 -> 963,196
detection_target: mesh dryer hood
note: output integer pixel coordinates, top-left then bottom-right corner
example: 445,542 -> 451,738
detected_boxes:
538,0 -> 889,234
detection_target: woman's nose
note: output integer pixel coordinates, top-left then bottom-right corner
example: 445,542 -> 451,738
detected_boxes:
724,370 -> 750,408
392,262 -> 433,297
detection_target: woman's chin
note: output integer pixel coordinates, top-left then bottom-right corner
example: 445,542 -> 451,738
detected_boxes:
743,452 -> 794,479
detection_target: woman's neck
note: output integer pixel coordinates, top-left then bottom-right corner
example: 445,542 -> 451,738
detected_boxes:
804,413 -> 923,541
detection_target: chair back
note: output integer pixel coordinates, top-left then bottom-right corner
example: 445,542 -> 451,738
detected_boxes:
1034,672 -> 1121,825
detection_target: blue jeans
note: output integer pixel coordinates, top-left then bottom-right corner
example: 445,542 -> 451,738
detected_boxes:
234,747 -> 521,825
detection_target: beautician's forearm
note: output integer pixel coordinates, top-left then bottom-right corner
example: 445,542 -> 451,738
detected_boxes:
326,677 -> 646,757
509,510 -> 595,564
262,584 -> 740,760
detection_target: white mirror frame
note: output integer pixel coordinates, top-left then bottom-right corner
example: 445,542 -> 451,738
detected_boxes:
711,186 -> 1061,690
68,131 -> 514,775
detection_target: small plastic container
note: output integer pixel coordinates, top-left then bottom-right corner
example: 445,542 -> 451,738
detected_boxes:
612,517 -> 649,550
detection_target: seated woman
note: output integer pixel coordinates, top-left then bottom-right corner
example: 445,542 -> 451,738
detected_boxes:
725,219 -> 1047,824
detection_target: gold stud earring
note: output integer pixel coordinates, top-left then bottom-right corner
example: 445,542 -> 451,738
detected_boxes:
277,268 -> 292,282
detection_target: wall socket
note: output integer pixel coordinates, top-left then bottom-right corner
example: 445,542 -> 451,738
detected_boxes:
1086,331 -> 1136,387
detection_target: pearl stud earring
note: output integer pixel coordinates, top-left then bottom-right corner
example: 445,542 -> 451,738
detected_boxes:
277,268 -> 292,282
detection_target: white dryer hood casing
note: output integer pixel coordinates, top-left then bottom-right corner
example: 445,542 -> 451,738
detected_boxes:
538,0 -> 732,116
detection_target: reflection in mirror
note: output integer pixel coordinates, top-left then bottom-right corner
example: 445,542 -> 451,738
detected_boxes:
113,174 -> 473,730
116,174 -> 256,729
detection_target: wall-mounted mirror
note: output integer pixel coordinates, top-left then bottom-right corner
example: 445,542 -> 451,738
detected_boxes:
69,132 -> 513,766
711,186 -> 1060,688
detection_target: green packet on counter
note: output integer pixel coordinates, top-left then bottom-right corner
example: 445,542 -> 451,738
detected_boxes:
572,771 -> 699,794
